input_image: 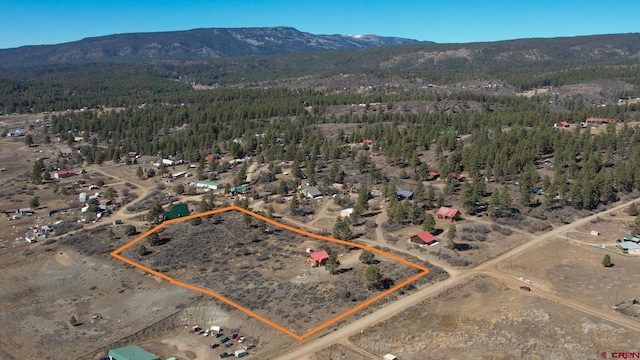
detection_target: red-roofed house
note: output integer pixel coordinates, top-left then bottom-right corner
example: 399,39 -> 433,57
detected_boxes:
428,171 -> 440,180
437,206 -> 460,221
306,250 -> 330,267
409,231 -> 439,246
54,169 -> 76,179
363,139 -> 374,145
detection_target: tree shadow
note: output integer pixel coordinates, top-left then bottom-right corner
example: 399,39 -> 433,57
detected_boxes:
336,267 -> 354,274
454,243 -> 473,251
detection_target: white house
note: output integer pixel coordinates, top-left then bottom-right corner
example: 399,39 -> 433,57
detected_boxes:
196,181 -> 223,190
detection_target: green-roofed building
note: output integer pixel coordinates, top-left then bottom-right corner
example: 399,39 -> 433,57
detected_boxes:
231,185 -> 249,194
108,345 -> 160,360
164,203 -> 190,220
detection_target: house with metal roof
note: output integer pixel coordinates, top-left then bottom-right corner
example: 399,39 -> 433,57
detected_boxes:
396,189 -> 413,200
306,250 -> 330,267
301,185 -> 322,199
437,206 -> 460,221
196,181 -> 222,190
231,185 -> 249,194
108,345 -> 160,360
619,241 -> 640,255
409,231 -> 438,246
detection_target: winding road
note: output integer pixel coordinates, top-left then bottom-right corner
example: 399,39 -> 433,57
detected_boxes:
275,196 -> 640,360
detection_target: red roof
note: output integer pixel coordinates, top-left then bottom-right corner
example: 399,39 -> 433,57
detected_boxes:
56,170 -> 76,176
205,154 -> 214,161
309,250 -> 329,262
411,231 -> 436,243
429,171 -> 440,177
363,139 -> 374,145
437,206 -> 459,218
557,121 -> 570,127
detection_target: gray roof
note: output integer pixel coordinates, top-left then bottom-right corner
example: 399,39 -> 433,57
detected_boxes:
301,185 -> 322,197
619,241 -> 640,250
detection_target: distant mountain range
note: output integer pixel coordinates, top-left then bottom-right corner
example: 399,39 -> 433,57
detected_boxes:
0,27 -> 427,67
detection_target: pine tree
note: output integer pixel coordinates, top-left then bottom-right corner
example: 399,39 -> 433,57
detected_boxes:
359,250 -> 375,264
31,158 -> 43,185
422,213 -> 436,232
365,265 -> 383,289
602,254 -> 613,268
447,224 -> 457,250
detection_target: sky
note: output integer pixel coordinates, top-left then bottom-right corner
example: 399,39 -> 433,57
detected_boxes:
2,0 -> 640,49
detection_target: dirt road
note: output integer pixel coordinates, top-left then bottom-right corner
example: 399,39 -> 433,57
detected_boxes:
277,197 -> 640,359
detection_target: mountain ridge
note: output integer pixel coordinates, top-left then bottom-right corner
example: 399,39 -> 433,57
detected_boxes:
0,26 -> 427,67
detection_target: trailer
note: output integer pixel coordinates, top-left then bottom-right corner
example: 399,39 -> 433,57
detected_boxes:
211,325 -> 222,333
235,349 -> 248,358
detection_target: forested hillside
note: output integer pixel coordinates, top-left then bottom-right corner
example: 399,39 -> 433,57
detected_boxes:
2,32 -> 640,221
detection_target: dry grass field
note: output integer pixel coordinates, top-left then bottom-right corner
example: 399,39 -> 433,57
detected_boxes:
120,210 -> 430,337
349,275 -> 640,359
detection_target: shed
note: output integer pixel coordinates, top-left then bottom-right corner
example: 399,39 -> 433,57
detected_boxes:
79,192 -> 88,203
383,354 -> 398,360
591,230 -> 600,236
164,203 -> 190,220
108,345 -> 160,360
306,250 -> 329,267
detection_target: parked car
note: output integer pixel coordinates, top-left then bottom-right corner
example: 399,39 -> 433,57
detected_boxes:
219,352 -> 229,358
231,332 -> 238,339
237,336 -> 246,343
519,286 -> 531,292
225,342 -> 234,348
220,336 -> 230,344
245,344 -> 256,350
210,343 -> 220,349
215,332 -> 224,338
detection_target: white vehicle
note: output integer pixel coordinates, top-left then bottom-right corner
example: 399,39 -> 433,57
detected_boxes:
211,325 -> 222,333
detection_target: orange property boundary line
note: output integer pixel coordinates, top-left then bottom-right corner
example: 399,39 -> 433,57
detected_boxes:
111,205 -> 429,340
